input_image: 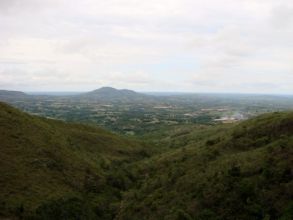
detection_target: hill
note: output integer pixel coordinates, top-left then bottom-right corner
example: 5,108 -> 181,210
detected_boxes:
118,112 -> 293,220
78,87 -> 152,102
0,102 -> 149,219
0,101 -> 292,220
86,87 -> 137,97
0,90 -> 28,100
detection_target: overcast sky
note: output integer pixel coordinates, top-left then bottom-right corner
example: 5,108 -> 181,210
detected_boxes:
0,0 -> 293,93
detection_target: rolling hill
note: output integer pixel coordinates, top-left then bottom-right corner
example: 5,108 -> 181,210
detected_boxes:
0,102 -> 149,219
117,112 -> 293,220
0,101 -> 292,220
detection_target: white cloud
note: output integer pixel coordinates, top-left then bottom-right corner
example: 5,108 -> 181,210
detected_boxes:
0,0 -> 293,93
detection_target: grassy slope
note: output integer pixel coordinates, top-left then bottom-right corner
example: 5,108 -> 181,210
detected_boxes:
0,102 -> 147,219
118,112 -> 293,220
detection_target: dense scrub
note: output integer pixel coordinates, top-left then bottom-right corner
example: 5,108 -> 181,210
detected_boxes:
118,113 -> 293,220
0,102 -> 149,219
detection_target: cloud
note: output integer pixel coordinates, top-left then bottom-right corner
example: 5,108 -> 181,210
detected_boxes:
0,0 -> 293,93
270,5 -> 293,29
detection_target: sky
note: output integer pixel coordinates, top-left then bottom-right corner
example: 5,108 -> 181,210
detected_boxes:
0,0 -> 293,93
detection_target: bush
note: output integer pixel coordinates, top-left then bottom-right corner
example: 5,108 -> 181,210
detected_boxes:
34,197 -> 97,220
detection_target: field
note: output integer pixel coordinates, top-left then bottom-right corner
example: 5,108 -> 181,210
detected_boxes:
2,89 -> 293,136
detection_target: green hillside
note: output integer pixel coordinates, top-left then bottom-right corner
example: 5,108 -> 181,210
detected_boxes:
0,102 -> 292,220
0,102 -> 148,219
118,112 -> 293,220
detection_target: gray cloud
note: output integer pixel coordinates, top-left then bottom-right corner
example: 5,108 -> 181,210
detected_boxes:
270,5 -> 293,29
0,0 -> 293,93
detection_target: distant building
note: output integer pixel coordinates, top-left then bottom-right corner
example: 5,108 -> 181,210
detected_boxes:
214,113 -> 246,123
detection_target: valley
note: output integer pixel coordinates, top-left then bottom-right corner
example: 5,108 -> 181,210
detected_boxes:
2,0 -> 293,219
1,87 -> 293,136
0,88 -> 292,219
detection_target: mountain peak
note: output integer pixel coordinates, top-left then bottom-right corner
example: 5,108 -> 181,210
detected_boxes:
80,87 -> 145,101
90,87 -> 135,94
93,87 -> 118,92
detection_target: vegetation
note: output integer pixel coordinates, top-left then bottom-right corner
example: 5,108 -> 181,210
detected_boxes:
118,112 -> 293,220
0,102 -> 149,219
1,88 -> 293,135
0,101 -> 292,219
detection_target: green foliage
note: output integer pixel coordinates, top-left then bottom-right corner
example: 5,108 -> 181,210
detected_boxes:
0,102 -> 146,219
34,196 -> 96,220
118,111 -> 293,220
0,102 -> 292,219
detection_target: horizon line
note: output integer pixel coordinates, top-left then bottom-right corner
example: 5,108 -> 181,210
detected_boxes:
2,87 -> 293,96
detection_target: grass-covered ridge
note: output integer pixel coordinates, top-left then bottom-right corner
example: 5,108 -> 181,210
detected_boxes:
0,102 -> 148,219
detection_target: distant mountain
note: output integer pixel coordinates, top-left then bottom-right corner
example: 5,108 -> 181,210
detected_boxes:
87,87 -> 137,96
0,102 -> 147,219
79,87 -> 153,102
0,90 -> 28,99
